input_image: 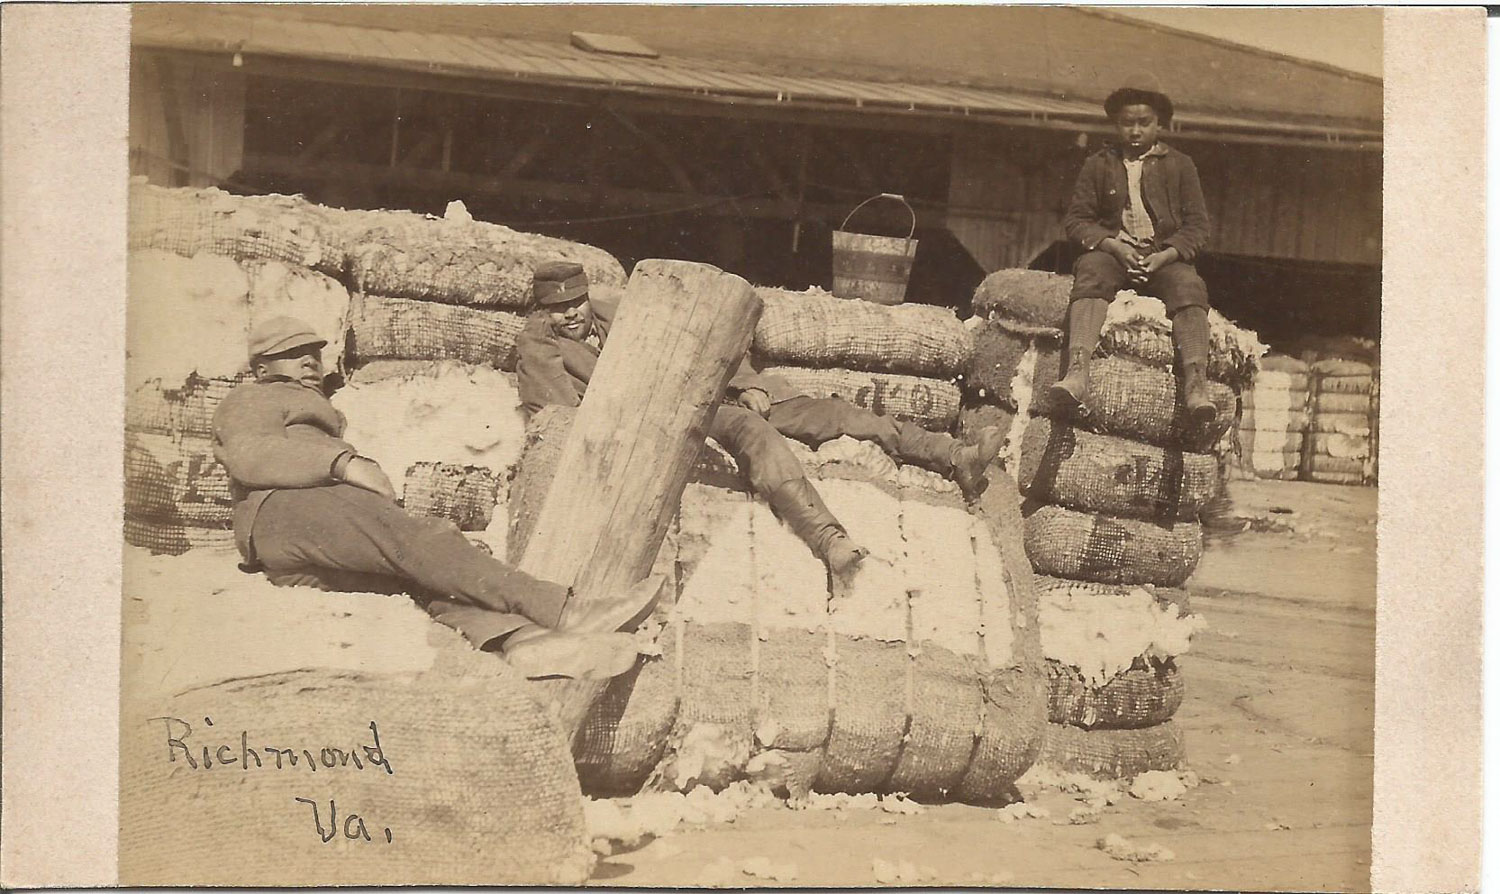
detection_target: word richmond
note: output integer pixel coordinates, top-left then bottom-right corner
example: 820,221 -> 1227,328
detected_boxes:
154,716 -> 395,775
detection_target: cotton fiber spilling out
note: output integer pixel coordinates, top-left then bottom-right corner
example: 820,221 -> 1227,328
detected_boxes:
1039,584 -> 1205,687
332,362 -> 527,480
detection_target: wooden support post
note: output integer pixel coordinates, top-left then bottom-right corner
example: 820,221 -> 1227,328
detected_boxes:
521,259 -> 761,735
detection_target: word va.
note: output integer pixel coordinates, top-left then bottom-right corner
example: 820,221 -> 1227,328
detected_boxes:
296,797 -> 393,845
154,716 -> 394,775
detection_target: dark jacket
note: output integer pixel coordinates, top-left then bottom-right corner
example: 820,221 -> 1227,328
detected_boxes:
515,291 -> 797,417
1062,141 -> 1212,263
212,377 -> 357,559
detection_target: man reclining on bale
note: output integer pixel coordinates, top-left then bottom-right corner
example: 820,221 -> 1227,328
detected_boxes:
211,315 -> 661,680
516,261 -> 1005,573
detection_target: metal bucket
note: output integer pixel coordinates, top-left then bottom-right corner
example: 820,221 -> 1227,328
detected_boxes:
831,193 -> 918,305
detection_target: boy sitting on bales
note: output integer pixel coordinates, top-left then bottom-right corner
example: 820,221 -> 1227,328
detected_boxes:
1056,72 -> 1216,427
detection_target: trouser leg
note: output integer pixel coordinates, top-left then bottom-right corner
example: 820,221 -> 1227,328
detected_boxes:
710,404 -> 812,498
892,420 -> 959,474
251,485 -> 569,641
766,396 -> 900,454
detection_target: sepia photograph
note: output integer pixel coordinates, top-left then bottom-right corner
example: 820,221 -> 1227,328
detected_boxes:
104,3 -> 1395,889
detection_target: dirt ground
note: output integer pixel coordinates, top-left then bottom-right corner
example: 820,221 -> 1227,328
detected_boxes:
593,478 -> 1376,891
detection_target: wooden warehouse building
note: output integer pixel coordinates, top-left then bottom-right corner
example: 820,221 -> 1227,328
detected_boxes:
130,5 -> 1382,347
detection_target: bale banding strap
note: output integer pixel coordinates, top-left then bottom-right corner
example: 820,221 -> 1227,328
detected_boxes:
343,208 -> 627,309
128,182 -> 346,275
348,292 -> 527,370
1047,657 -> 1184,730
1031,355 -> 1236,452
972,269 -> 1074,329
402,463 -> 503,532
752,286 -> 973,378
760,365 -> 961,432
1017,418 -> 1217,522
1036,720 -> 1186,778
1023,503 -> 1203,587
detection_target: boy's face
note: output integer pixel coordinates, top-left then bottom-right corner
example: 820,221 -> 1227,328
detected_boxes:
254,343 -> 325,390
547,294 -> 596,342
1114,103 -> 1161,157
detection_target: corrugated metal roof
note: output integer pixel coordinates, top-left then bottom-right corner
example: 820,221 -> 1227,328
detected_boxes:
132,8 -> 1382,145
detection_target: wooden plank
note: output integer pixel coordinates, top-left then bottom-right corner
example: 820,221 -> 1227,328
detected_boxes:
519,260 -> 761,735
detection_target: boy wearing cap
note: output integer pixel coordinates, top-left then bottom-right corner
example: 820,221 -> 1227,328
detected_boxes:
1056,73 -> 1217,427
211,315 -> 662,680
516,261 -> 1004,573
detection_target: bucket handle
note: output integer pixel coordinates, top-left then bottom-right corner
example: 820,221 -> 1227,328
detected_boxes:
839,193 -> 917,252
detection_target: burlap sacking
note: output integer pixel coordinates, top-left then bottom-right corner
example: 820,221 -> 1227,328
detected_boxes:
1313,391 -> 1372,414
759,365 -> 961,432
1032,575 -> 1192,613
1017,418 -> 1216,522
348,292 -> 527,370
1031,355 -> 1236,451
119,670 -> 594,886
129,182 -> 346,275
972,269 -> 1074,329
123,516 -> 236,556
965,321 -> 1060,407
1023,504 -> 1202,587
402,463 -> 503,532
1309,359 -> 1374,379
127,373 -> 253,439
753,287 -> 973,378
344,210 -> 626,309
959,403 -> 1018,445
572,647 -> 680,797
1046,657 -> 1184,730
124,431 -> 234,530
1097,323 -> 1248,388
1035,720 -> 1186,778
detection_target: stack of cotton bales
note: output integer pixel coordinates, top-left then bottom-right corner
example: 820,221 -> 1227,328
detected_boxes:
748,286 -> 971,432
125,183 -> 352,554
512,406 -> 1047,804
964,269 -> 1261,778
1236,354 -> 1312,480
1303,359 -> 1377,486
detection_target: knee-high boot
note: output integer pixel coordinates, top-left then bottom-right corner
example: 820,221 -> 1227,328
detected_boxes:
1172,305 -> 1215,426
767,478 -> 867,573
1050,297 -> 1110,413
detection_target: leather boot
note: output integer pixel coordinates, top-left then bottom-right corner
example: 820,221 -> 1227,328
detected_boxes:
1182,362 -> 1217,428
1048,297 -> 1109,416
501,623 -> 643,680
557,574 -> 667,634
768,478 -> 867,574
950,425 -> 1006,501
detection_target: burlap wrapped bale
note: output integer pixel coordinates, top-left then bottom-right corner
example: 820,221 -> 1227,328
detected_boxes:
119,569 -> 595,887
1017,418 -> 1216,522
128,182 -> 346,275
752,286 -> 973,378
1031,355 -> 1235,451
761,366 -> 960,432
1095,292 -> 1264,390
1307,454 -> 1366,478
1308,431 -> 1371,460
514,411 -> 1045,801
1240,428 -> 1305,454
347,292 -> 526,369
125,431 -> 233,521
123,516 -> 236,556
127,373 -> 252,439
966,320 -> 1061,407
1023,504 -> 1202,587
402,463 -> 503,532
1033,575 -> 1192,613
343,208 -> 627,308
1047,657 -> 1184,730
1247,450 -> 1303,480
972,269 -> 1074,329
959,403 -> 1018,445
1316,374 -> 1374,395
1310,358 -> 1375,378
1308,411 -> 1372,436
1035,720 -> 1186,778
1313,391 -> 1372,415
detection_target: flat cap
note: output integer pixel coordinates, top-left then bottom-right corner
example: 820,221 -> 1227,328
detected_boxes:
249,315 -> 326,360
532,260 -> 590,306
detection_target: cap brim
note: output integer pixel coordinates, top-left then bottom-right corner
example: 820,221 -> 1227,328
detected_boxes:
256,334 -> 328,358
535,281 -> 591,306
